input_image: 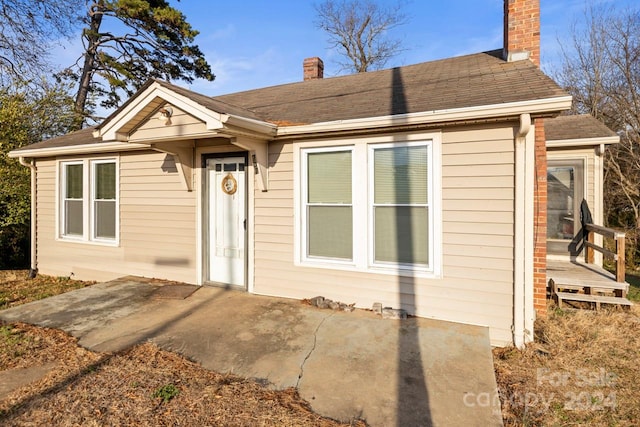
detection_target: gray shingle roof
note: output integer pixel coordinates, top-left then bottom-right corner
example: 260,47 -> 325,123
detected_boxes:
154,80 -> 263,121
214,50 -> 567,124
545,114 -> 617,141
14,126 -> 100,151
14,50 -> 569,152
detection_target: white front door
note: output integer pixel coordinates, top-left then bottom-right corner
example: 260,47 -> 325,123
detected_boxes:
206,156 -> 246,287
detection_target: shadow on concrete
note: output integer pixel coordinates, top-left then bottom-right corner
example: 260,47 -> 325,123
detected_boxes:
391,66 -> 432,426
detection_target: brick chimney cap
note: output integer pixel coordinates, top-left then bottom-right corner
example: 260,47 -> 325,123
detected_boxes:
303,57 -> 324,81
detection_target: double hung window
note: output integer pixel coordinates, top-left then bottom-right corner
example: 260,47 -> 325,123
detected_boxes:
305,148 -> 353,260
60,159 -> 118,243
300,139 -> 436,274
371,144 -> 429,267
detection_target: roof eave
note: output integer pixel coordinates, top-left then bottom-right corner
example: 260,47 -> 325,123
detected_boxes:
274,96 -> 573,138
546,135 -> 620,148
8,141 -> 153,158
222,113 -> 277,137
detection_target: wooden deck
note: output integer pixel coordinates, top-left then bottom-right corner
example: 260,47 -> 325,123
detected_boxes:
547,259 -> 632,309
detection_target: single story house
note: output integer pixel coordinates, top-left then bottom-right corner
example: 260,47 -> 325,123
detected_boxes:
11,0 -> 617,347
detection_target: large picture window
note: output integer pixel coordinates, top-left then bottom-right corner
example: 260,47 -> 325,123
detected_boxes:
59,159 -> 118,244
299,139 -> 437,274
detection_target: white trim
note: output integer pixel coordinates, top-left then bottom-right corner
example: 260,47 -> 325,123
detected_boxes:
277,96 -> 572,137
10,142 -> 151,158
594,150 -> 603,265
547,153 -> 591,261
367,141 -> 433,272
300,145 -> 355,265
546,136 -> 619,148
513,113 -> 534,348
97,83 -> 224,140
59,160 -> 85,240
56,157 -> 120,247
513,120 -> 526,348
246,150 -> 256,294
223,114 -> 277,136
523,122 -> 535,345
546,154 -> 589,201
431,135 -> 443,278
294,131 -> 442,278
90,159 -> 120,244
11,95 -> 572,158
195,145 -> 253,289
94,82 -> 276,142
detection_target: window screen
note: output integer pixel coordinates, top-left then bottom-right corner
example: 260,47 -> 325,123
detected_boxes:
306,150 -> 353,259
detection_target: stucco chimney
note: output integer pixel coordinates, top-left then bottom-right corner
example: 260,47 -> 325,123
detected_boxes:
503,0 -> 540,66
303,57 -> 324,81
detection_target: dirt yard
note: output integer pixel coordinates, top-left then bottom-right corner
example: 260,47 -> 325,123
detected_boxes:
1,270 -> 639,426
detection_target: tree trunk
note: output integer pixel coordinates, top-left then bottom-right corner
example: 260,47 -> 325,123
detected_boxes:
73,2 -> 103,130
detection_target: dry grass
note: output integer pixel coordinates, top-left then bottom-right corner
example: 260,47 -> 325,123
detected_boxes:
493,304 -> 640,426
625,272 -> 640,301
0,271 -> 364,426
0,323 -> 361,426
0,270 -> 94,310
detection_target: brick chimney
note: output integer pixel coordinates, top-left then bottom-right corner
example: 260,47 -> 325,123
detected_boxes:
303,57 -> 324,81
503,0 -> 540,66
504,1 -> 547,318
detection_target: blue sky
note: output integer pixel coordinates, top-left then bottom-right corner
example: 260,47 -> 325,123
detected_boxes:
52,0 -> 637,98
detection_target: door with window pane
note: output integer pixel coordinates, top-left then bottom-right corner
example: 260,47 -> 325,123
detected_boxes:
547,159 -> 584,256
205,156 -> 247,287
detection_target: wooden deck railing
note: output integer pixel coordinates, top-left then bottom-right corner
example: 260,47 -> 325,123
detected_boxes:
584,223 -> 626,283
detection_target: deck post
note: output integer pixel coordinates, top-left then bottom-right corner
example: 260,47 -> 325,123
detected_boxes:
586,229 -> 594,264
616,234 -> 625,285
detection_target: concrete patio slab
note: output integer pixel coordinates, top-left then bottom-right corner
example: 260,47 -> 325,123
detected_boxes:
0,277 -> 503,426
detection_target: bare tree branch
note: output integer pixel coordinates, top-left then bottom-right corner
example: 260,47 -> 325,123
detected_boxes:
0,0 -> 83,82
556,3 -> 640,265
314,0 -> 408,73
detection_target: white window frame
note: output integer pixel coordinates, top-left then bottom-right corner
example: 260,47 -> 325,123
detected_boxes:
294,133 -> 442,278
300,145 -> 355,265
91,159 -> 118,243
60,160 -> 85,240
57,157 -> 119,246
368,141 -> 434,273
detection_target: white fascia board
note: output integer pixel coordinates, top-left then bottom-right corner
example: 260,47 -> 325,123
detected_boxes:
275,96 -> 573,137
8,142 -> 151,158
95,82 -> 226,141
546,136 -> 619,147
222,114 -> 277,136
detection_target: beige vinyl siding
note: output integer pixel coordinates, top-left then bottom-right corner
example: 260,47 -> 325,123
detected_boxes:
253,125 -> 516,346
128,106 -> 208,142
34,150 -> 198,283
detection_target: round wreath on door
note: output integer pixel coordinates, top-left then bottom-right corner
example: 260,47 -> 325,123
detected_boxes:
221,173 -> 238,195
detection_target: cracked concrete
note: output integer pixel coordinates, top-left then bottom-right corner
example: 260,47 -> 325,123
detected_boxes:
0,278 -> 503,426
296,312 -> 334,388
